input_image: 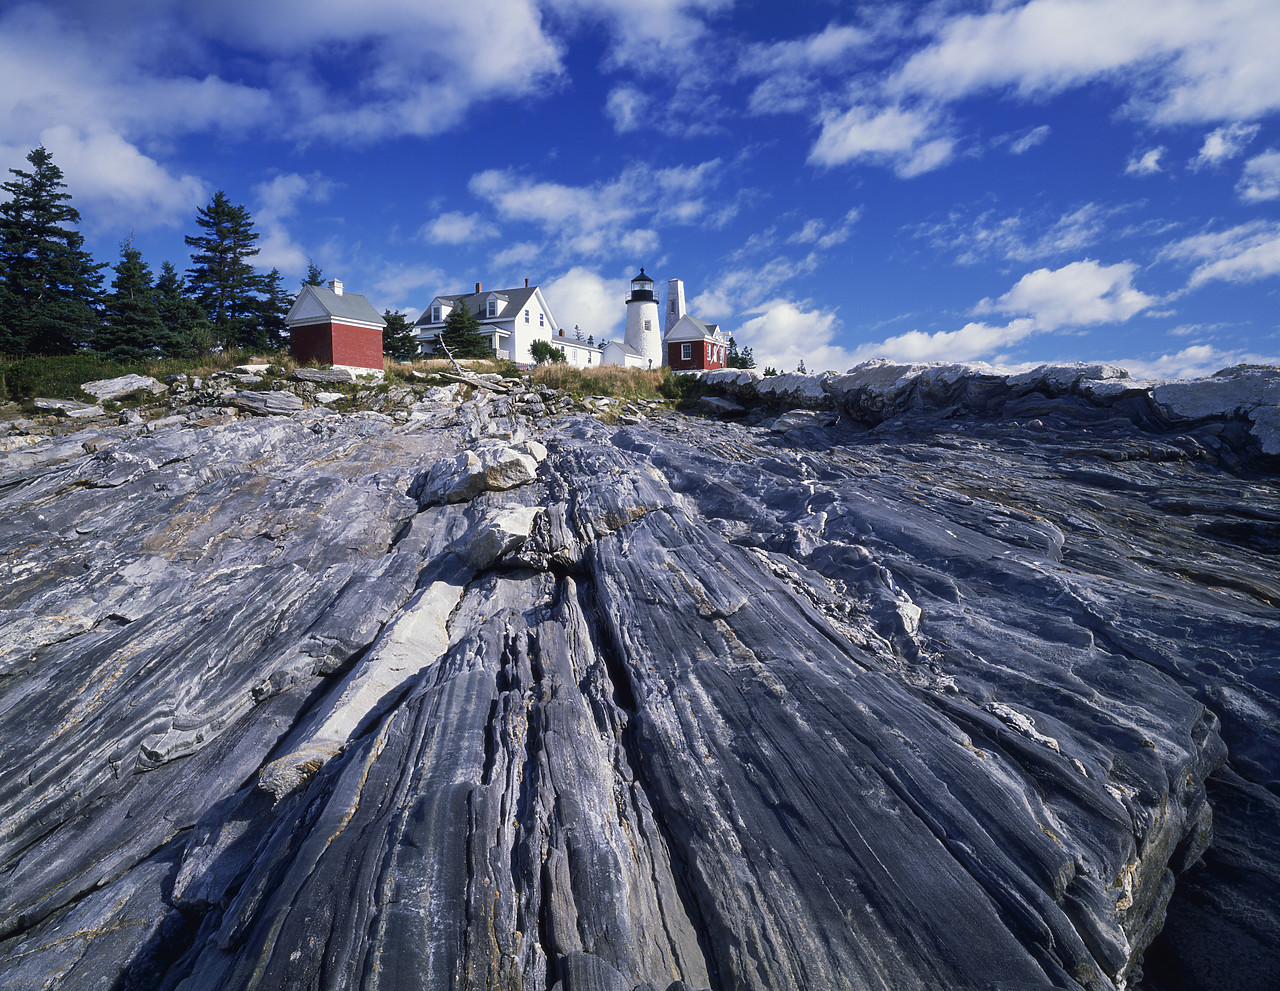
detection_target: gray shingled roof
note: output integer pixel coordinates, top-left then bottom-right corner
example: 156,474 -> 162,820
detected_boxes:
309,286 -> 385,326
415,286 -> 540,327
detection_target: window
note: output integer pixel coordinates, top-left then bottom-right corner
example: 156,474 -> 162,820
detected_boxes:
524,310 -> 529,323
670,299 -> 677,312
539,313 -> 545,327
487,299 -> 497,318
681,342 -> 691,361
644,319 -> 651,331
706,342 -> 712,360
587,352 -> 592,364
431,305 -> 441,323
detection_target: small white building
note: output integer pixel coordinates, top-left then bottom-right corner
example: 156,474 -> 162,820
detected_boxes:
414,281 -> 559,364
549,331 -> 602,367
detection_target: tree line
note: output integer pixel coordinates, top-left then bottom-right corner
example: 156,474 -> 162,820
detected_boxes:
0,145 -> 420,363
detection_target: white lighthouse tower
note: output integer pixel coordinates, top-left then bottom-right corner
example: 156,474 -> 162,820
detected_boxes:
623,268 -> 663,367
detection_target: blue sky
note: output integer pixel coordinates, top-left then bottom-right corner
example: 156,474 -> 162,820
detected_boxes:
3,0 -> 1279,376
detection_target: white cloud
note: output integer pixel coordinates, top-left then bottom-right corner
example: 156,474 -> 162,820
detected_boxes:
549,0 -> 732,68
1190,122 -> 1260,169
917,203 -> 1115,265
1009,125 -> 1051,154
605,87 -> 649,133
846,317 -> 1040,365
422,211 -> 498,245
732,299 -> 852,372
1237,151 -> 1280,203
809,104 -> 954,177
541,267 -> 630,340
373,263 -> 449,304
252,172 -> 336,273
786,208 -> 861,249
469,160 -> 721,262
983,259 -> 1156,329
1125,147 -> 1164,175
1164,221 -> 1280,287
690,253 -> 820,320
891,0 -> 1280,126
1110,344 -> 1274,380
33,126 -> 207,232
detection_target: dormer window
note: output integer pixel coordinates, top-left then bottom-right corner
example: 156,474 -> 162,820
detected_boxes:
487,298 -> 497,318
431,304 -> 441,323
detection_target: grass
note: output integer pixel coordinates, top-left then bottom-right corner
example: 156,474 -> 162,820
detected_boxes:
0,349 -> 295,404
528,364 -> 672,402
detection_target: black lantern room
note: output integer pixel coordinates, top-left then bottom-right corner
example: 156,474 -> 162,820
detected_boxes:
626,267 -> 655,303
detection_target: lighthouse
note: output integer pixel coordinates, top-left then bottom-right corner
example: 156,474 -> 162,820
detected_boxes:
623,268 -> 662,367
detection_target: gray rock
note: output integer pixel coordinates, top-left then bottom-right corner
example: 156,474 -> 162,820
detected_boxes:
33,397 -> 105,417
226,390 -> 305,415
80,373 -> 168,401
0,368 -> 1278,991
699,395 -> 745,416
294,367 -> 358,384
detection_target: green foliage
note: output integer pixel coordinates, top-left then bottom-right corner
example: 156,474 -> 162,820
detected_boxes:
0,146 -> 104,356
437,299 -> 491,358
657,368 -> 710,407
726,336 -> 755,369
0,353 -> 126,402
763,366 -> 778,377
96,242 -> 172,362
155,261 -> 214,357
185,190 -> 263,350
303,260 -> 324,286
251,267 -> 294,351
529,338 -> 566,364
382,309 -> 420,361
796,359 -> 807,374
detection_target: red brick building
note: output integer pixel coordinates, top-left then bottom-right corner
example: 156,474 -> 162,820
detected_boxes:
664,314 -> 728,372
286,279 -> 386,373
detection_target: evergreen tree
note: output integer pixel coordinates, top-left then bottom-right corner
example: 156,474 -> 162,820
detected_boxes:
155,261 -> 213,357
303,260 -> 324,286
0,146 -> 103,355
185,190 -> 261,350
437,299 -> 490,358
383,309 -> 420,361
250,267 -> 294,351
97,241 -> 168,362
726,336 -> 756,369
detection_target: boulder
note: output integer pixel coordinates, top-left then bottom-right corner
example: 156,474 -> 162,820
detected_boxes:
294,367 -> 357,384
33,397 -> 105,418
413,442 -> 540,506
80,374 -> 168,401
226,390 -> 305,416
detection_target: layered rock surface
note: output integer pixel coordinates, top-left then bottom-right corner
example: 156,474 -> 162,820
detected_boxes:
0,363 -> 1277,990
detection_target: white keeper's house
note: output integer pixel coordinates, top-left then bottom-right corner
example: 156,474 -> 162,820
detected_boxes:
414,280 -> 559,364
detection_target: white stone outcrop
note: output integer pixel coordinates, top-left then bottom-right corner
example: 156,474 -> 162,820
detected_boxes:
80,374 -> 168,401
414,438 -> 546,506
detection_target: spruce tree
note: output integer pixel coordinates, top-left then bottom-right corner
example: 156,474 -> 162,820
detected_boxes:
382,309 -> 419,361
303,260 -> 324,286
185,190 -> 261,350
251,267 -> 294,351
0,146 -> 103,355
437,299 -> 491,358
155,261 -> 213,357
98,241 -> 168,362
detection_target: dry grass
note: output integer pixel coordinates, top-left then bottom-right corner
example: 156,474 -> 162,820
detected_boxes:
528,364 -> 668,401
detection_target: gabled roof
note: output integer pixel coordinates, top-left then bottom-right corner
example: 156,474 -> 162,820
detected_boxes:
414,285 -> 540,326
663,314 -> 723,342
287,284 -> 385,328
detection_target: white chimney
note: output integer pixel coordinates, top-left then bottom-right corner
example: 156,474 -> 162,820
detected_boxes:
665,278 -> 686,334
328,279 -> 343,296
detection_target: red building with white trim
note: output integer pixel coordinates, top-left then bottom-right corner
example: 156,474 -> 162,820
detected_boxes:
664,314 -> 728,372
286,279 -> 386,373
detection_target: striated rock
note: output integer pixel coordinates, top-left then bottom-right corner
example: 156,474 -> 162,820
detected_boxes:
294,367 -> 358,384
226,389 -> 305,415
80,373 -> 168,401
32,396 -> 105,417
0,371 -> 1277,991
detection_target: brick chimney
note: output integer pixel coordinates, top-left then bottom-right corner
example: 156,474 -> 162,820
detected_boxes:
475,282 -> 482,293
